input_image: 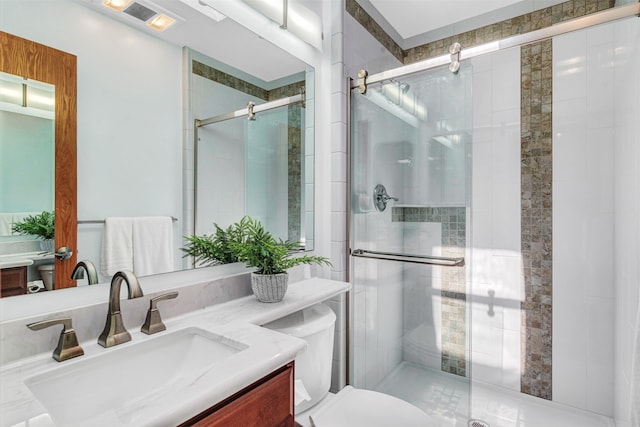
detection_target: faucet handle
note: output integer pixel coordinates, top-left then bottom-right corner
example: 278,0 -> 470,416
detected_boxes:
141,292 -> 178,335
27,318 -> 84,362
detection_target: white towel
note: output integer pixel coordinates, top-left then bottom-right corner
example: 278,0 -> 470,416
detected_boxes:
0,213 -> 12,236
100,217 -> 134,277
132,216 -> 173,277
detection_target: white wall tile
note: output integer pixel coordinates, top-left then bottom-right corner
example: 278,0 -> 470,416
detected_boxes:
471,141 -> 493,214
586,297 -> 614,415
613,17 -> 640,427
492,48 -> 521,111
472,71 -> 493,128
331,121 -> 347,153
553,24 -> 618,415
470,46 -> 522,389
554,30 -> 588,102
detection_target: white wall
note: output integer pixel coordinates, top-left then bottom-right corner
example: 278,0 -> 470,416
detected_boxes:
0,0 -> 184,281
613,16 -> 640,427
553,23 -> 617,416
469,47 -> 523,393
0,113 -> 54,213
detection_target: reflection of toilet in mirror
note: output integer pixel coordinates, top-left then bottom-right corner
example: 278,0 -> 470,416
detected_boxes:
37,263 -> 54,291
264,303 -> 436,427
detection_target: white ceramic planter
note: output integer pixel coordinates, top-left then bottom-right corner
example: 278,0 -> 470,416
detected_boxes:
251,272 -> 288,303
40,239 -> 54,253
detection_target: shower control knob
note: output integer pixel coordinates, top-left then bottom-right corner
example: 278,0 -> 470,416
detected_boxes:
373,184 -> 398,212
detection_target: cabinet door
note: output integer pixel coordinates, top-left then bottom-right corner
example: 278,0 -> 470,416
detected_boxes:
0,266 -> 27,297
181,362 -> 294,427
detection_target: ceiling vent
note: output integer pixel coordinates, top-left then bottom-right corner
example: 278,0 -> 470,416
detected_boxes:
99,0 -> 180,31
123,2 -> 157,22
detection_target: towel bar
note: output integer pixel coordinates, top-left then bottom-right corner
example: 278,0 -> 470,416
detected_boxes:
78,216 -> 178,224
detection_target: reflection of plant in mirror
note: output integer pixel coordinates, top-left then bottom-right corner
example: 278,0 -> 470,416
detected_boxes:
232,217 -> 331,275
11,211 -> 55,240
182,219 -> 249,266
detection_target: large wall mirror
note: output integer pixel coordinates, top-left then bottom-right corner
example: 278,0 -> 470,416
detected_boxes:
0,0 -> 316,298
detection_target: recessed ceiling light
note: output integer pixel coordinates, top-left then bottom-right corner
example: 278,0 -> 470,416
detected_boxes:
102,0 -> 133,12
147,13 -> 176,31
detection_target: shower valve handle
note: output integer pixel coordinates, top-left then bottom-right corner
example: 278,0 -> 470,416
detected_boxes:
373,184 -> 398,212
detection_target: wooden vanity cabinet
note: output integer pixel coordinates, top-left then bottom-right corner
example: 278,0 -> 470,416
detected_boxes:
179,362 -> 294,427
0,266 -> 27,297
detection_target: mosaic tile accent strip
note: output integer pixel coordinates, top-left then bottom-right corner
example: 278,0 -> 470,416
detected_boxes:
193,61 -> 305,102
192,60 -> 268,100
287,105 -> 302,243
268,81 -> 306,101
345,0 -> 404,63
393,206 -> 467,376
520,39 -> 553,400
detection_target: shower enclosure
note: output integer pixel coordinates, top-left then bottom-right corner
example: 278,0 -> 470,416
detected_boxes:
194,93 -> 312,247
349,64 -> 473,424
347,4 -> 640,427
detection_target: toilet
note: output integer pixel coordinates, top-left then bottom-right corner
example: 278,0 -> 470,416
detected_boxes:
264,303 -> 436,427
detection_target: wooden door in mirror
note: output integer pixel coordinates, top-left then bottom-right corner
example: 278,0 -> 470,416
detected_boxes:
0,32 -> 77,289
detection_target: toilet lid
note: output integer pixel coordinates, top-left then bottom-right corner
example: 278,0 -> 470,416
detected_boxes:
308,386 -> 436,427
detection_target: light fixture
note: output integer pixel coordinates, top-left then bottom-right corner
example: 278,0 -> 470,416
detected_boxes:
0,72 -> 55,120
102,0 -> 133,12
286,0 -> 322,49
196,0 -> 226,22
101,0 -> 181,32
0,79 -> 23,106
242,0 -> 322,49
26,86 -> 55,111
147,13 -> 176,31
243,0 -> 284,25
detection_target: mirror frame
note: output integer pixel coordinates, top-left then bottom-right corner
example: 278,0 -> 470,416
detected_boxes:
0,32 -> 77,289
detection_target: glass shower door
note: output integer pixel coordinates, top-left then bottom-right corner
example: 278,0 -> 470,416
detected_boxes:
349,63 -> 472,425
195,102 -> 309,246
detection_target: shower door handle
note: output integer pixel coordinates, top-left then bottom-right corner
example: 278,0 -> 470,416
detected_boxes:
351,249 -> 465,267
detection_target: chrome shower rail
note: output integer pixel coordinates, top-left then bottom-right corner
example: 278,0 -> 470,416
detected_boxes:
351,249 -> 465,267
196,93 -> 304,128
351,2 -> 640,90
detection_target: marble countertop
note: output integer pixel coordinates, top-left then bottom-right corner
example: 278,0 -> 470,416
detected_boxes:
0,252 -> 53,269
0,277 -> 350,427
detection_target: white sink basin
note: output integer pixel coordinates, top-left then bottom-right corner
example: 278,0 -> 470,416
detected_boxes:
25,327 -> 248,426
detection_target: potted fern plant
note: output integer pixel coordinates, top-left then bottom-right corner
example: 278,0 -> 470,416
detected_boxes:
232,217 -> 331,303
181,220 -> 248,266
11,211 -> 55,252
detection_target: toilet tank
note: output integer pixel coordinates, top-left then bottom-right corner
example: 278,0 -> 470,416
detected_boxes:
263,303 -> 336,413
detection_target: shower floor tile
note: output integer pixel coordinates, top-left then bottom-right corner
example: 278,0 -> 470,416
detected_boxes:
374,362 -> 615,427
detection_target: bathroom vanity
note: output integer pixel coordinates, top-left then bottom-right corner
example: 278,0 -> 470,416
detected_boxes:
0,252 -> 55,297
180,362 -> 294,427
0,266 -> 27,297
0,271 -> 349,426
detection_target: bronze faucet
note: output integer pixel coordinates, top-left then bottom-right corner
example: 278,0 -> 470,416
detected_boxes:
98,271 -> 143,348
